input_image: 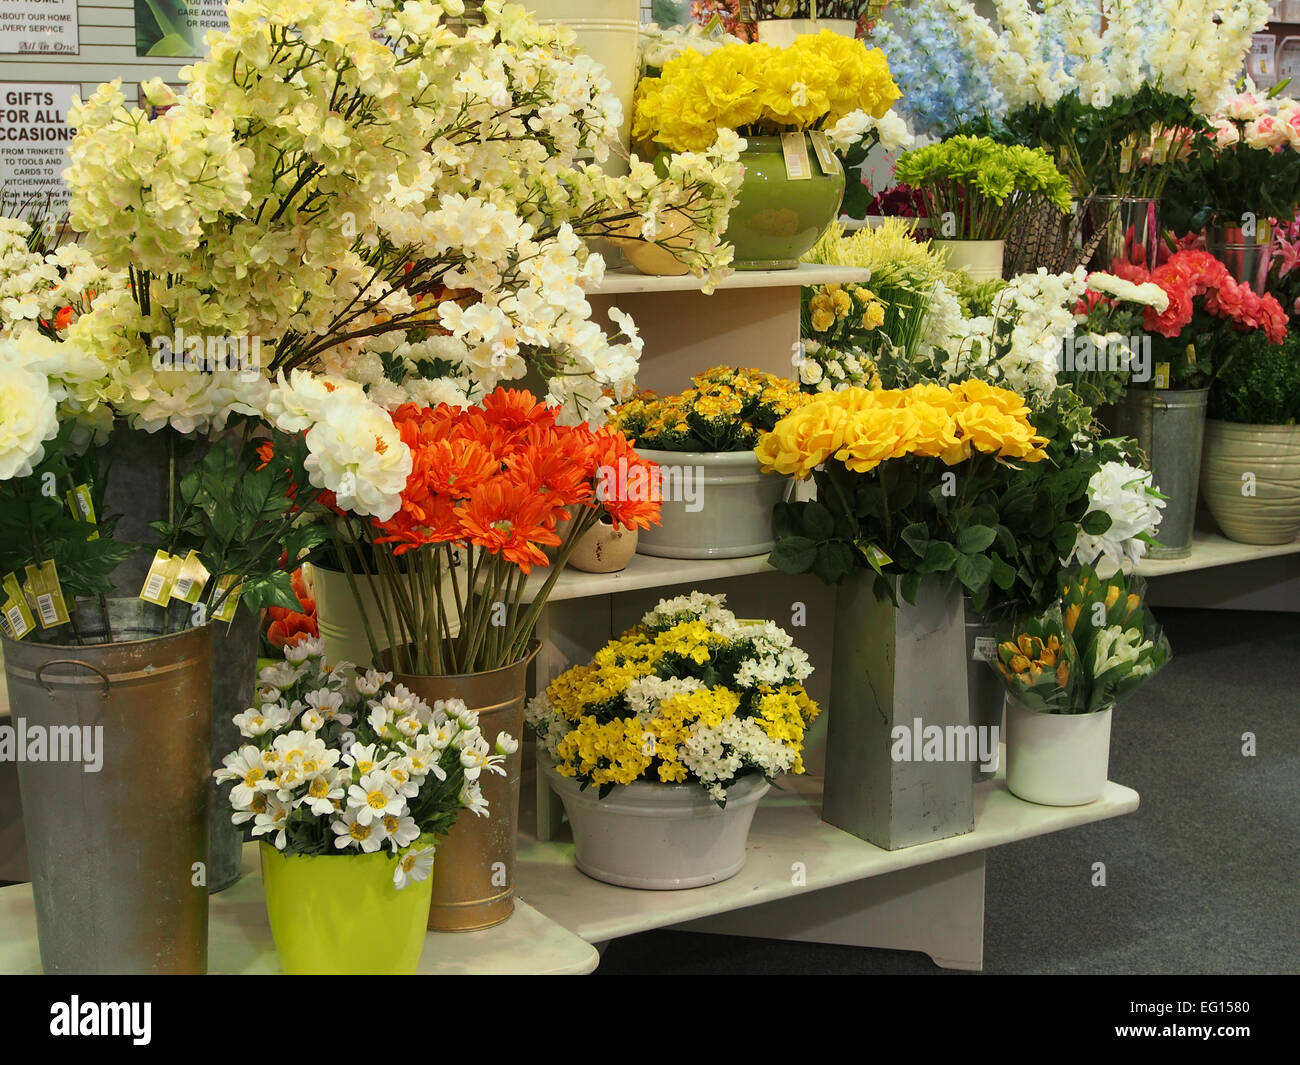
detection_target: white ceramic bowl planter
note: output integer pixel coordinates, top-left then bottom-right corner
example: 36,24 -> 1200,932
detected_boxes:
1005,699 -> 1113,806
634,449 -> 791,559
541,759 -> 770,889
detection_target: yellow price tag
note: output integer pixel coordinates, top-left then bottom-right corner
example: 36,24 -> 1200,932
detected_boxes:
170,550 -> 211,605
24,560 -> 70,629
140,550 -> 182,606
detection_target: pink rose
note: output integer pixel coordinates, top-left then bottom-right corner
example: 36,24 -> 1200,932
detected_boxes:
1244,115 -> 1289,150
1224,93 -> 1265,122
1275,105 -> 1300,150
1211,119 -> 1241,149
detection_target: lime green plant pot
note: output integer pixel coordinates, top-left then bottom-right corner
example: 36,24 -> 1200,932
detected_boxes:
260,842 -> 434,975
725,134 -> 845,270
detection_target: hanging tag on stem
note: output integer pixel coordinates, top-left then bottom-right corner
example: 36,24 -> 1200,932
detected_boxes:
781,131 -> 812,181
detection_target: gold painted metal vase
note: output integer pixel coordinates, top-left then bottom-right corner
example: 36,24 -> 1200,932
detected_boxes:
382,642 -> 540,931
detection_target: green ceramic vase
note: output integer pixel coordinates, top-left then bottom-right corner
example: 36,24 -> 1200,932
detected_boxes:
725,134 -> 845,269
260,842 -> 435,975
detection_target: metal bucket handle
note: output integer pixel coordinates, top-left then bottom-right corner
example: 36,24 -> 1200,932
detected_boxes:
34,659 -> 112,698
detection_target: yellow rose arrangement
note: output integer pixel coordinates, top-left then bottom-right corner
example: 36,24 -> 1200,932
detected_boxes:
756,380 -> 1048,479
632,32 -> 901,153
611,366 -> 809,452
761,380 -> 1050,605
526,592 -> 821,802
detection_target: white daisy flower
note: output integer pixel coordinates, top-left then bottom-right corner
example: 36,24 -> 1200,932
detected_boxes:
332,809 -> 384,853
347,770 -> 405,825
393,846 -> 436,889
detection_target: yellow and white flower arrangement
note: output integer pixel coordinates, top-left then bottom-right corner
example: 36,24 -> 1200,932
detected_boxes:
216,637 -> 515,887
54,0 -> 743,429
632,30 -> 902,153
526,592 -> 821,803
610,366 -> 809,452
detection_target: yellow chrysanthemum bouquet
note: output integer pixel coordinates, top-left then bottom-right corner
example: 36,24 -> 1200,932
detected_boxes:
631,31 -> 901,153
525,592 -> 821,802
611,366 -> 809,452
757,380 -> 1049,604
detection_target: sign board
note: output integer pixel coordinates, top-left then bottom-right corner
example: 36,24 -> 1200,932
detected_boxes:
0,81 -> 78,216
0,1 -> 79,58
135,0 -> 229,59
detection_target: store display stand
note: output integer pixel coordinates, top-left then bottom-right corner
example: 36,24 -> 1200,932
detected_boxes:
0,265 -> 1293,973
517,758 -> 1138,971
0,843 -> 600,975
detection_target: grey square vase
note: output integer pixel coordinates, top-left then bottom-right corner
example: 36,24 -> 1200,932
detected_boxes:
822,571 -> 975,850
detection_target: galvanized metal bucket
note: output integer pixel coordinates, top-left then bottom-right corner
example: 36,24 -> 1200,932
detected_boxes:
1,599 -> 212,974
208,610 -> 258,893
1205,223 -> 1273,295
383,642 -> 539,931
1115,388 -> 1210,560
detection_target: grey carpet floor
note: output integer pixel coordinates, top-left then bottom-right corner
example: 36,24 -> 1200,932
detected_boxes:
595,607 -> 1300,975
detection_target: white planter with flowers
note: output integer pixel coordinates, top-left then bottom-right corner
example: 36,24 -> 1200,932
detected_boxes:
632,448 -> 791,559
527,594 -> 821,889
1004,701 -> 1114,806
539,760 -> 770,888
989,566 -> 1170,808
609,369 -> 806,559
215,639 -> 517,973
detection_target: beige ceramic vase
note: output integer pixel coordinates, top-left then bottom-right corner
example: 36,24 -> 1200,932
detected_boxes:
568,515 -> 638,573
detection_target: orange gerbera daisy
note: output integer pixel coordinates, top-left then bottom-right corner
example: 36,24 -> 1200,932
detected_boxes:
454,477 -> 566,574
590,428 -> 663,531
480,387 -> 556,435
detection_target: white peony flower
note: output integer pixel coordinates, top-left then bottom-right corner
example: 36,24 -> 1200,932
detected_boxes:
1084,273 -> 1170,313
0,343 -> 59,480
1070,461 -> 1166,569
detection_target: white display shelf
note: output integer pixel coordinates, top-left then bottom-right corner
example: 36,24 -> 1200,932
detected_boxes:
522,551 -> 773,604
1134,529 -> 1300,577
516,760 -> 1139,950
518,528 -> 1300,608
0,842 -> 600,976
589,262 -> 870,295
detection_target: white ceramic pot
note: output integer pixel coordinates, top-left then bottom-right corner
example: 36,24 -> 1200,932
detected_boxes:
568,517 -> 638,573
307,561 -> 461,669
541,759 -> 770,888
1005,699 -> 1113,806
529,0 -> 639,172
307,563 -> 388,669
930,238 -> 1005,282
634,448 -> 791,559
1200,419 -> 1300,546
756,18 -> 858,47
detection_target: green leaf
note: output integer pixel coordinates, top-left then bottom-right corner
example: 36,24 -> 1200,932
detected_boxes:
955,552 -> 993,593
956,524 -> 997,554
900,571 -> 922,605
917,539 -> 959,573
1080,510 -> 1113,536
768,536 -> 818,574
802,500 -> 835,541
900,522 -> 930,555
239,569 -> 302,613
812,541 -> 855,585
841,180 -> 873,220
771,501 -> 801,539
990,553 -> 1017,591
